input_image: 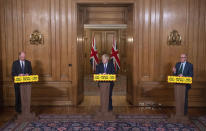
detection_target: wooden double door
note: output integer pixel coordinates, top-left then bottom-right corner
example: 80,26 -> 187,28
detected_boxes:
83,29 -> 127,75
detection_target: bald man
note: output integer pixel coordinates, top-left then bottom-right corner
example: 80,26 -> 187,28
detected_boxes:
173,54 -> 193,115
11,52 -> 32,113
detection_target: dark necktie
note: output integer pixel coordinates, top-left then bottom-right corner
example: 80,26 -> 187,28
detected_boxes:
21,61 -> 25,74
177,63 -> 183,75
104,64 -> 107,73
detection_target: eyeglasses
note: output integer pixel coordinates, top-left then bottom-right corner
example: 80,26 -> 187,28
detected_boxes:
180,57 -> 187,58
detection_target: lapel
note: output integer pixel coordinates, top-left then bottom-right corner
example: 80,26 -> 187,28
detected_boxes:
24,60 -> 27,70
101,63 -> 104,73
18,60 -> 22,70
177,62 -> 181,72
106,63 -> 109,73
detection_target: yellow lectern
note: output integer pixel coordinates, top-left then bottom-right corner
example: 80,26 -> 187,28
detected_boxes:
93,74 -> 116,120
168,76 -> 192,123
14,75 -> 39,123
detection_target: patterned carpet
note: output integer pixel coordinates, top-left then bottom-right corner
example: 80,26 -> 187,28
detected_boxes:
1,114 -> 205,131
191,116 -> 206,131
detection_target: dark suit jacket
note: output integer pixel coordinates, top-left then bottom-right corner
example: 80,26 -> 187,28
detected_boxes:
174,62 -> 193,77
95,61 -> 116,85
174,61 -> 193,88
11,60 -> 32,86
96,61 -> 115,74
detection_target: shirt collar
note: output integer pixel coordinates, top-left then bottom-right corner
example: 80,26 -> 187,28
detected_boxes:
104,63 -> 108,67
181,61 -> 186,64
19,60 -> 25,63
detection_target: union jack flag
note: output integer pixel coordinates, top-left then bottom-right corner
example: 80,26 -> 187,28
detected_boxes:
110,37 -> 120,72
90,37 -> 99,72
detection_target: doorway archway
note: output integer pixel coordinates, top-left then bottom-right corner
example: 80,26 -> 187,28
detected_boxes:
71,1 -> 138,106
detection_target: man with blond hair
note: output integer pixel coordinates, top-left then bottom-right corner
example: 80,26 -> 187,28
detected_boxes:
96,54 -> 115,111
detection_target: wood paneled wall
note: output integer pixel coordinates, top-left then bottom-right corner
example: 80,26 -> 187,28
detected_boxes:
135,0 -> 206,106
0,0 -> 3,106
0,0 -> 206,107
126,4 -> 135,104
0,0 -> 73,106
84,6 -> 128,24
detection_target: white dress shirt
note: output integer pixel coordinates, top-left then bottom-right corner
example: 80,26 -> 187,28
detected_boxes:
104,63 -> 108,69
20,60 -> 25,69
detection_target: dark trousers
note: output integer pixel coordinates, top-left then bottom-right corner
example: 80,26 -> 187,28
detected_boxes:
14,84 -> 21,113
109,84 -> 114,110
184,86 -> 190,115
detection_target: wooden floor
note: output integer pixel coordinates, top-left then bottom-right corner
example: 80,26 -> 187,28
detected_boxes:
0,96 -> 206,128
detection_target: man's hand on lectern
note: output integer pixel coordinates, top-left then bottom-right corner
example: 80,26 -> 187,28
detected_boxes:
25,73 -> 29,76
178,74 -> 183,77
19,74 -> 24,76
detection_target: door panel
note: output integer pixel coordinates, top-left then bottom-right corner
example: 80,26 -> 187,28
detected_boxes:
76,6 -> 84,105
105,31 -> 117,55
84,29 -> 123,74
126,5 -> 134,104
92,31 -> 103,57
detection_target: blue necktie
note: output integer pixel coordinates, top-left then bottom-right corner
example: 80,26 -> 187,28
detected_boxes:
104,64 -> 107,73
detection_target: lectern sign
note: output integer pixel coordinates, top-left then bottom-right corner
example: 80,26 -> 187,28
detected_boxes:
14,75 -> 39,83
168,76 -> 192,84
93,74 -> 116,81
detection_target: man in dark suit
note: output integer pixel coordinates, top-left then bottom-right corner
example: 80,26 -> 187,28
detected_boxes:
173,54 -> 193,115
96,54 -> 115,111
11,52 -> 32,113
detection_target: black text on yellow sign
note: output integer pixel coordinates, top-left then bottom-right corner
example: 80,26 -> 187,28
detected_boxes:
168,76 -> 192,84
93,74 -> 116,81
14,75 -> 39,83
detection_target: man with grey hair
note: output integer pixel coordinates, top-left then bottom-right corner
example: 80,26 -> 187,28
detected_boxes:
96,54 -> 115,111
11,52 -> 32,113
173,53 -> 193,115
